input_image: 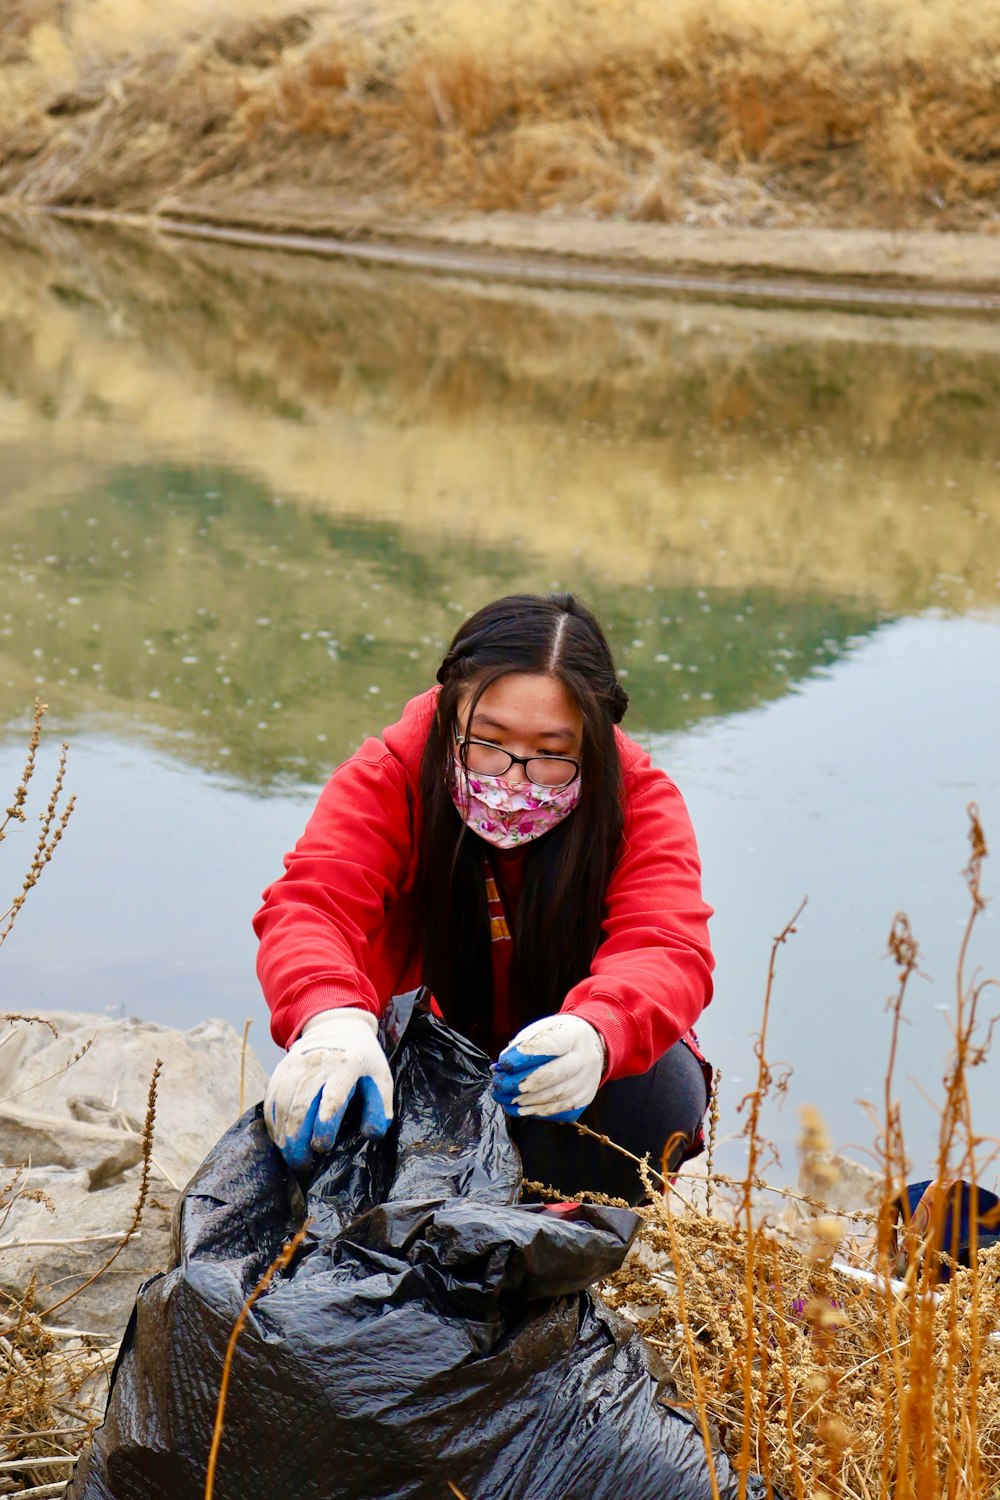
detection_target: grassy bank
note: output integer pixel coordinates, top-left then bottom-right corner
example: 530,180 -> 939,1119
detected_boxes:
1,0 -> 999,236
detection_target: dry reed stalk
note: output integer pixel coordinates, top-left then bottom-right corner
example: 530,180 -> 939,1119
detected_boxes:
0,1037 -> 94,1111
0,701 -> 75,954
40,1058 -> 161,1321
0,714 -> 133,1492
704,1067 -> 721,1220
731,897 -> 805,1495
869,909 -> 918,1500
521,1178 -> 632,1209
0,1016 -> 58,1041
203,1219 -> 310,1500
0,702 -> 44,844
238,1019 -> 252,1116
659,1193 -> 723,1500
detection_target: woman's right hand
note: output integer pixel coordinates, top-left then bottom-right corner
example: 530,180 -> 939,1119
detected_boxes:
264,1007 -> 394,1170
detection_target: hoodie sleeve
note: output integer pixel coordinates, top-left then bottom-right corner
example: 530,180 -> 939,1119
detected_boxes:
560,746 -> 714,1080
253,740 -> 416,1048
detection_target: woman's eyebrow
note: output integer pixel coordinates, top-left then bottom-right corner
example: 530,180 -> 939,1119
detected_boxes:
470,712 -> 576,740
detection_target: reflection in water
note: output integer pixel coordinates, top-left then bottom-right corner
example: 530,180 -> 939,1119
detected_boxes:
0,461 -> 881,784
1,216 -> 999,1170
2,217 -> 998,784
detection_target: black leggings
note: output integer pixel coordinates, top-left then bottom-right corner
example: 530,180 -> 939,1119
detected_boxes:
509,1040 -> 710,1206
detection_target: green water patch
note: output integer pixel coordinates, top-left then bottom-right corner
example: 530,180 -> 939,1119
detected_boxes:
0,460 -> 884,787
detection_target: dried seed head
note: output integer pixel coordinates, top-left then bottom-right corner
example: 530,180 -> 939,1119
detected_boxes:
810,1159 -> 842,1191
818,1416 -> 851,1449
813,1216 -> 845,1247
798,1103 -> 830,1148
804,1297 -> 848,1330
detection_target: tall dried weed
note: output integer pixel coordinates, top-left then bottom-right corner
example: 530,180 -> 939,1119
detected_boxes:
0,707 -> 157,1498
604,805 -> 1000,1497
0,700 -> 75,954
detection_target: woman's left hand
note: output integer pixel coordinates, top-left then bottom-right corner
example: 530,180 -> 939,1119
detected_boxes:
491,1015 -> 606,1122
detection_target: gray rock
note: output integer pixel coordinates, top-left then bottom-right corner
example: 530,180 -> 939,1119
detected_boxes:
0,1012 -> 268,1188
0,1104 -> 144,1181
0,1011 -> 270,1336
0,1164 -> 176,1335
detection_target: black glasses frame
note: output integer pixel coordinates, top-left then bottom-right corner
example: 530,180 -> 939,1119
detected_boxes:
455,734 -> 581,790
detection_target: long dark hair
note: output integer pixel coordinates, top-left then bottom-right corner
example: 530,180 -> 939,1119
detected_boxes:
415,592 -> 629,1049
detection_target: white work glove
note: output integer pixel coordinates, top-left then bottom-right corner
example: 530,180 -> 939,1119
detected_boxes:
264,1007 -> 393,1170
490,1014 -> 606,1122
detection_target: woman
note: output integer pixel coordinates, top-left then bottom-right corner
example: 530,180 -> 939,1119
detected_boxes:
256,592 -> 714,1204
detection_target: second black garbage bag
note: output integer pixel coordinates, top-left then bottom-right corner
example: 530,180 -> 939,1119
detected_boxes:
70,993 -> 761,1500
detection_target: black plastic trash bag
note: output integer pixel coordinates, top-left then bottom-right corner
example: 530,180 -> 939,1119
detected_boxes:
70,994 -> 763,1500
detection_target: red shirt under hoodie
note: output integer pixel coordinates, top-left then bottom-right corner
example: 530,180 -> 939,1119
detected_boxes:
254,688 -> 714,1084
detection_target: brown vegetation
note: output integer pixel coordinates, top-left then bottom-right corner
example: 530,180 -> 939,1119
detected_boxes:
0,1048 -> 159,1498
0,708 -> 157,1497
0,704 -> 75,959
0,0 -> 998,232
203,1219 -> 310,1500
602,806 -> 1000,1498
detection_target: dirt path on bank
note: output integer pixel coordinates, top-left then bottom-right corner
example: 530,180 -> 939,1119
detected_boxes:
14,200 -> 1000,315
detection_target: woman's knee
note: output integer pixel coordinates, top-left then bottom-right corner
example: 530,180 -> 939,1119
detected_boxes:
591,1040 -> 709,1162
512,1040 -> 711,1205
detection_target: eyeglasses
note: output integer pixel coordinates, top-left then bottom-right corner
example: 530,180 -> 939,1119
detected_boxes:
456,735 -> 581,790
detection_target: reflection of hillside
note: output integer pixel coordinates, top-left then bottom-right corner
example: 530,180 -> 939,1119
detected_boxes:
1,219 -> 999,615
0,462 -> 881,785
2,219 -> 999,784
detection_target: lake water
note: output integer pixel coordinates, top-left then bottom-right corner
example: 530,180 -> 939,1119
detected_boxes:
1,214 -> 998,1182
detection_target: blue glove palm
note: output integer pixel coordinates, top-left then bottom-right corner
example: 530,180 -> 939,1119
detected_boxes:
491,1014 -> 606,1122
264,1008 -> 393,1170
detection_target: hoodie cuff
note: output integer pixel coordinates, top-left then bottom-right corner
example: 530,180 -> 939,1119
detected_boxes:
286,985 -> 380,1045
561,996 -> 632,1082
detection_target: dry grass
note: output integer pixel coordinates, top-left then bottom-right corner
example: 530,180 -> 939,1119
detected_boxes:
0,1066 -> 159,1497
608,1206 -> 1000,1497
0,701 -> 75,956
0,1047 -> 160,1498
602,804 -> 1000,1498
0,0 -> 998,230
0,710 -> 156,1497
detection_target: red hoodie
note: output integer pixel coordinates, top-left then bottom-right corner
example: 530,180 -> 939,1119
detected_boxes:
254,688 -> 714,1082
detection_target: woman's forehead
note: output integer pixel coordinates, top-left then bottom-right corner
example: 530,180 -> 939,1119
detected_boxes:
458,673 -> 582,738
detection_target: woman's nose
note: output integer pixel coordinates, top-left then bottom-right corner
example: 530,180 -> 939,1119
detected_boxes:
504,760 -> 529,787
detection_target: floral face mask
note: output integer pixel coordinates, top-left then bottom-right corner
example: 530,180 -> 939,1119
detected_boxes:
450,760 -> 582,849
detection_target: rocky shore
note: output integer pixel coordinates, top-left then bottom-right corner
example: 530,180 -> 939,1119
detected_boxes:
0,1011 -> 267,1336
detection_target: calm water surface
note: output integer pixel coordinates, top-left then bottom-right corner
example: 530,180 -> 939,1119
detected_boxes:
1,217 -> 998,1179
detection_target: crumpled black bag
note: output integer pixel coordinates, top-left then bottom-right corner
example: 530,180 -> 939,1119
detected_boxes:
69,994 -> 760,1500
